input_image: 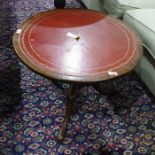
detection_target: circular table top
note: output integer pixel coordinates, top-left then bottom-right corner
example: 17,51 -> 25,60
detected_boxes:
13,9 -> 142,82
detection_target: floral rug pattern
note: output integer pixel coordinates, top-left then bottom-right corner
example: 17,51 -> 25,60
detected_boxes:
0,0 -> 155,154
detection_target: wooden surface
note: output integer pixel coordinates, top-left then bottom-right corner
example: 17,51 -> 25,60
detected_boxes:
13,9 -> 142,82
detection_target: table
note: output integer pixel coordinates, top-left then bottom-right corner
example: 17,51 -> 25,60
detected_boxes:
13,9 -> 142,141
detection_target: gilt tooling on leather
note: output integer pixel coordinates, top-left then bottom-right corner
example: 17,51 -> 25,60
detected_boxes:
14,9 -> 141,82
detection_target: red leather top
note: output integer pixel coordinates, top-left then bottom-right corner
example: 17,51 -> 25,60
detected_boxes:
13,9 -> 142,82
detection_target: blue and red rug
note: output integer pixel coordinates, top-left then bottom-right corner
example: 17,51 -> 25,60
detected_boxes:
0,0 -> 155,154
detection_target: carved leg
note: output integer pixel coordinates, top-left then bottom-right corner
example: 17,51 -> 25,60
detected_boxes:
58,84 -> 79,141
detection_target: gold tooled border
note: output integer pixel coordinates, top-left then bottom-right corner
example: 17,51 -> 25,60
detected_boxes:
13,9 -> 143,83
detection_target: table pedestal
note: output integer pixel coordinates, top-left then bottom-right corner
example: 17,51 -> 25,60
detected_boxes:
57,82 -> 117,141
57,82 -> 121,141
58,84 -> 79,141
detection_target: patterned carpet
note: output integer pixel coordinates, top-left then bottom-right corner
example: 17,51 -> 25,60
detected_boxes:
0,0 -> 155,154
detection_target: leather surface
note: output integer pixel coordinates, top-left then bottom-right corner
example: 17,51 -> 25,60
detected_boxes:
13,9 -> 142,82
123,9 -> 155,96
82,0 -> 101,11
103,0 -> 155,18
123,9 -> 155,60
118,0 -> 155,8
136,55 -> 155,96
